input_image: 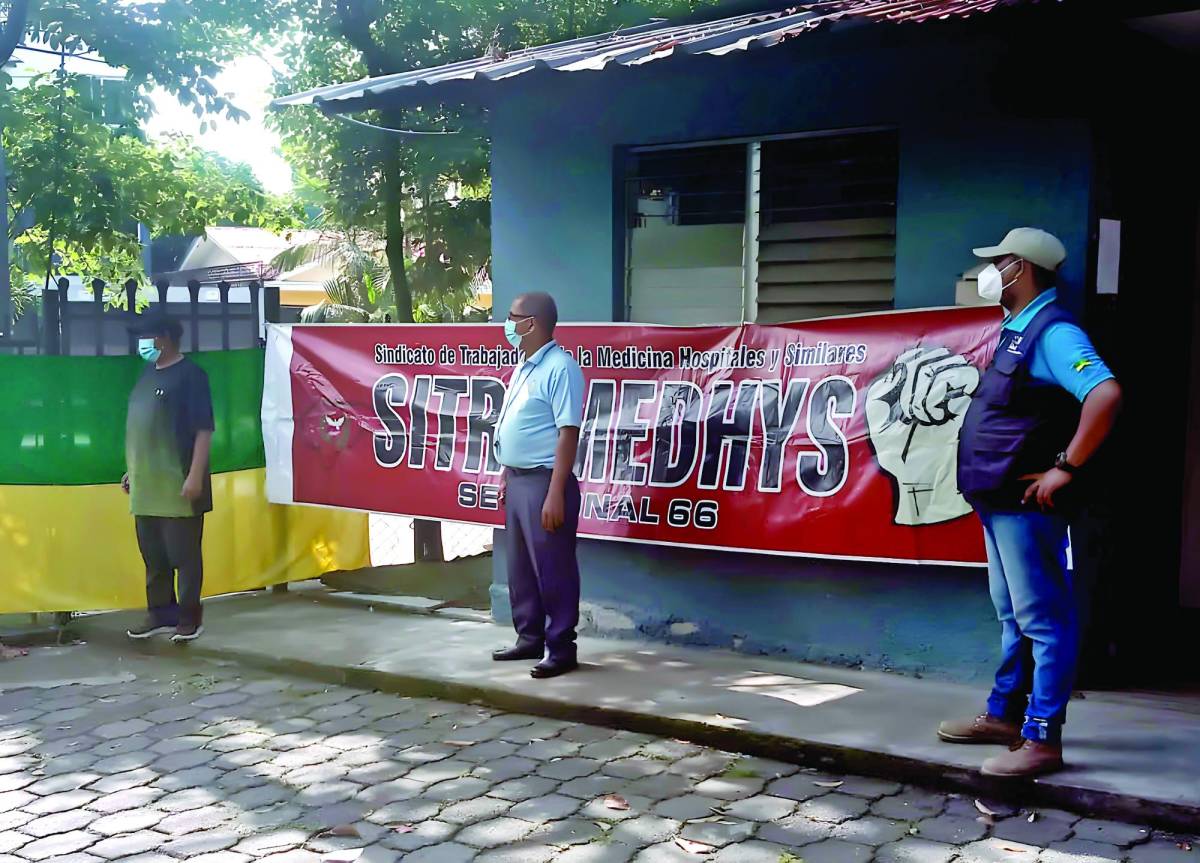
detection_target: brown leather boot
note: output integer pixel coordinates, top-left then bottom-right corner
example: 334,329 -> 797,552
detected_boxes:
937,713 -> 1022,745
981,740 -> 1064,778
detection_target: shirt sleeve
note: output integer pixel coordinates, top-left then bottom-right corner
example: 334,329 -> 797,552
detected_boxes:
188,366 -> 216,433
548,357 -> 585,428
1039,322 -> 1116,402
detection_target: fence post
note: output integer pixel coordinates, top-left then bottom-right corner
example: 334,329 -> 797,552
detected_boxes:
249,280 -> 263,345
40,278 -> 65,355
91,278 -> 105,356
263,282 -> 281,324
187,279 -> 201,352
154,278 -> 169,306
218,280 -> 231,350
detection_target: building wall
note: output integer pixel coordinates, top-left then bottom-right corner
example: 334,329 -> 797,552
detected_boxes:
487,23 -> 1094,681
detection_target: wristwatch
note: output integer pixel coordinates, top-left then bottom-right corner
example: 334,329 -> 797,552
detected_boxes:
1054,452 -> 1079,475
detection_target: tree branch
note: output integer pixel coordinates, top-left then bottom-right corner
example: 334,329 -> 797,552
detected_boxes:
334,0 -> 391,77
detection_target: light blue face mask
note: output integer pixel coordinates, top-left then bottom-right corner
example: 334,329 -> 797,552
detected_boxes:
504,315 -> 533,350
138,338 -> 162,364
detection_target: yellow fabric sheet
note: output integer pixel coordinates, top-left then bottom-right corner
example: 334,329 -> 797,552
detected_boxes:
0,468 -> 369,614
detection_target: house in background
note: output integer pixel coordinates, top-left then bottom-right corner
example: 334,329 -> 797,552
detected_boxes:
279,0 -> 1200,686
157,227 -> 330,313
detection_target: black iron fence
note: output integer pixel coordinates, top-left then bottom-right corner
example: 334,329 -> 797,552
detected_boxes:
1,277 -> 284,356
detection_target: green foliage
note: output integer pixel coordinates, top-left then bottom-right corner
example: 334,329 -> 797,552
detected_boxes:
1,74 -> 302,308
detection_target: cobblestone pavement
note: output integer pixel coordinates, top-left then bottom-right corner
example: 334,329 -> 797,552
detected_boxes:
0,647 -> 1197,863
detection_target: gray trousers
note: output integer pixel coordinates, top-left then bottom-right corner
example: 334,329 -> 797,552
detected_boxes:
505,468 -> 581,662
135,515 -> 204,627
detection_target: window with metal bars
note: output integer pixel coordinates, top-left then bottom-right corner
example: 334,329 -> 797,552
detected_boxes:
622,129 -> 898,325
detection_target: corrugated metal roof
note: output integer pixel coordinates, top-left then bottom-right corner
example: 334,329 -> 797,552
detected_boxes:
274,0 -> 1049,112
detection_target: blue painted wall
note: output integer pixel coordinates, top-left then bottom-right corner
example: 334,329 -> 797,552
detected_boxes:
486,24 -> 1095,682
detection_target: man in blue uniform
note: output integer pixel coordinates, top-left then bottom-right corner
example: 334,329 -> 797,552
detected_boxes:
492,292 -> 585,679
940,228 -> 1122,778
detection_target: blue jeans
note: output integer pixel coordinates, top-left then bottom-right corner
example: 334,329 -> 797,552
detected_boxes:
977,506 -> 1078,745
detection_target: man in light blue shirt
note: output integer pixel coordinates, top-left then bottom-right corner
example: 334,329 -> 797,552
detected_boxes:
493,292 -> 585,679
943,228 -> 1122,779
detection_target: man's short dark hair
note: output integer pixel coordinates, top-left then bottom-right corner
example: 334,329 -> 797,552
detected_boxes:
1032,264 -> 1057,292
516,292 -> 558,330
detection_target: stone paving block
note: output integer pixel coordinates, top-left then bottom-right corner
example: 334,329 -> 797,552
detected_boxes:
871,789 -> 949,820
229,783 -> 293,809
457,815 -> 537,848
801,838 -> 876,863
876,838 -> 959,863
506,792 -> 581,822
157,802 -> 235,835
632,841 -> 700,862
799,793 -> 873,824
473,756 -> 540,784
723,794 -> 797,822
944,797 -> 1019,820
0,774 -> 34,794
91,752 -> 155,775
579,738 -> 646,762
0,833 -> 29,855
151,735 -> 209,755
1128,840 -> 1200,863
93,719 -> 151,740
89,768 -> 159,795
1041,838 -> 1126,863
653,794 -> 727,821
757,814 -> 837,848
679,818 -> 756,847
712,839 -> 797,862
89,807 -> 165,836
692,774 -> 766,801
20,807 -> 101,837
401,844 -> 478,862
530,817 -> 607,847
0,810 -> 32,832
408,759 -> 475,785
914,814 -> 990,844
16,830 -> 99,861
519,739 -> 584,762
155,766 -> 224,793
355,777 -> 425,806
473,842 -> 558,863
555,841 -> 637,863
23,788 -> 98,815
239,803 -> 306,831
833,815 -> 912,846
84,785 -> 164,814
233,827 -> 314,856
623,773 -> 695,802
835,776 -> 905,799
26,771 -> 99,795
295,780 -> 360,806
189,853 -> 252,863
158,828 -> 243,858
991,813 -> 1073,845
611,814 -> 682,847
537,757 -> 604,781
603,757 -> 669,780
440,795 -> 517,826
257,851 -> 323,863
366,798 -> 443,825
425,776 -> 496,803
555,775 -> 624,801
283,762 -> 350,787
156,786 -> 222,812
957,836 -> 1041,863
767,773 -> 837,802
1074,818 -> 1155,847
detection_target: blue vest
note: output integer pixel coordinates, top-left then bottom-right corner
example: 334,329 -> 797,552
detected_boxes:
957,302 -> 1081,509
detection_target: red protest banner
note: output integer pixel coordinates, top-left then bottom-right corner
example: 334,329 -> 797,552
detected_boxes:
263,306 -> 1002,565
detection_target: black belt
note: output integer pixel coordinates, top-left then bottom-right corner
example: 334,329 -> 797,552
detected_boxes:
506,466 -> 552,476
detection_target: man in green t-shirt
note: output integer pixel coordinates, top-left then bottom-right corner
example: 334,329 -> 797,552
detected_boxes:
122,314 -> 214,643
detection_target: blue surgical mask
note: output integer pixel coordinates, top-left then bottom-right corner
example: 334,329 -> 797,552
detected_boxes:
138,338 -> 162,364
504,316 -> 532,350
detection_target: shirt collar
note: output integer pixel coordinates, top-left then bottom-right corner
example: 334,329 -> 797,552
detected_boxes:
522,339 -> 558,366
1002,288 -> 1058,332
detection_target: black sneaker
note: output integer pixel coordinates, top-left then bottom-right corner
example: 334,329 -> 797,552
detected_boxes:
171,623 -> 204,643
127,619 -> 174,640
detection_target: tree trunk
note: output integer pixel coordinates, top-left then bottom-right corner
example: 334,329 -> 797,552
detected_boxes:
382,132 -> 414,323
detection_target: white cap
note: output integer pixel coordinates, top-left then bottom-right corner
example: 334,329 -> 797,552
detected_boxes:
973,227 -> 1067,271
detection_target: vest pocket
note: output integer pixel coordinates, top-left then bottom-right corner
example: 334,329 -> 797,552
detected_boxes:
959,430 -> 1023,494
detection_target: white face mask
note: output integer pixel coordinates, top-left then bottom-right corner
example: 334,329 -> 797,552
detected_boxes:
977,259 -> 1022,303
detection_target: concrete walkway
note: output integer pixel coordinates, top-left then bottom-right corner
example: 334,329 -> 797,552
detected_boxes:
73,588 -> 1200,832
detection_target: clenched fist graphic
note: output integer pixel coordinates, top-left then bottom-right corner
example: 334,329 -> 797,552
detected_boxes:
866,347 -> 980,526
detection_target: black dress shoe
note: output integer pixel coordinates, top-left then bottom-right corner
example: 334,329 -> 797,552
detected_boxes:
530,657 -> 578,679
492,643 -> 544,662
